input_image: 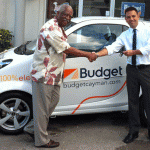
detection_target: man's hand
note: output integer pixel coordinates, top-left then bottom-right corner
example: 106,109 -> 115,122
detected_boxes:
123,50 -> 142,56
64,47 -> 99,62
88,52 -> 97,62
123,50 -> 135,56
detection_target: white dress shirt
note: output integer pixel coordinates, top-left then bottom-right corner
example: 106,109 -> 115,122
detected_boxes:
106,22 -> 150,65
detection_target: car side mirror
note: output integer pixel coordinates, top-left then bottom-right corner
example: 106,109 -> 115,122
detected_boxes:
104,33 -> 116,41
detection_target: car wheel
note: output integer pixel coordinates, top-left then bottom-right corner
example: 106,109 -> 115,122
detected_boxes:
0,92 -> 32,134
139,95 -> 147,127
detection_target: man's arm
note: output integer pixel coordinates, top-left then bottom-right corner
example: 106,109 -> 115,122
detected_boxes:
96,48 -> 142,57
123,50 -> 142,56
64,47 -> 97,62
95,35 -> 124,57
95,48 -> 108,57
124,28 -> 150,56
44,32 -> 97,62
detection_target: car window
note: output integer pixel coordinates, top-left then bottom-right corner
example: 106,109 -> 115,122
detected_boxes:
67,24 -> 110,52
64,21 -> 77,31
67,24 -> 127,56
123,25 -> 128,31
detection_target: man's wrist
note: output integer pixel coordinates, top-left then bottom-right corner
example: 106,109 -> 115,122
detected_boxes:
133,50 -> 141,55
96,53 -> 99,57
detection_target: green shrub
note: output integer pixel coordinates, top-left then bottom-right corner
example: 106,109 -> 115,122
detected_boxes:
0,29 -> 13,52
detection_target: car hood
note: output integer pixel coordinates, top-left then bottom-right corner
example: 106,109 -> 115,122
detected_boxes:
0,48 -> 17,60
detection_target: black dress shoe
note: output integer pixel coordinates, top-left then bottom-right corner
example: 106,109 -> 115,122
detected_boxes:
148,130 -> 150,139
123,132 -> 138,143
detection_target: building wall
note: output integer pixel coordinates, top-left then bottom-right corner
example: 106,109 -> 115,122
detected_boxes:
0,0 -> 46,47
0,0 -> 15,43
0,0 -> 7,29
24,0 -> 46,42
0,0 -> 15,31
1,0 -> 149,47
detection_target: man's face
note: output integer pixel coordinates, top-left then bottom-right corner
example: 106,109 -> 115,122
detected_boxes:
125,10 -> 140,29
57,7 -> 73,27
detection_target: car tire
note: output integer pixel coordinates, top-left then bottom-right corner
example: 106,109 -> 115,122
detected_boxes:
139,95 -> 147,127
0,92 -> 32,134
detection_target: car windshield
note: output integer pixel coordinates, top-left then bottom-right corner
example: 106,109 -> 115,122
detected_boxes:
64,21 -> 76,31
14,40 -> 37,55
67,24 -> 117,53
14,21 -> 76,55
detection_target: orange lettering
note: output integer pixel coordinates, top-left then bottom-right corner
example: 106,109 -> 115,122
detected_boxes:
3,75 -> 8,81
19,76 -> 23,81
26,76 -> 30,80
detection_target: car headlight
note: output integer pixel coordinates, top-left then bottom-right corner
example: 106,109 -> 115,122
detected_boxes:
0,53 -> 4,59
0,59 -> 13,69
0,50 -> 8,59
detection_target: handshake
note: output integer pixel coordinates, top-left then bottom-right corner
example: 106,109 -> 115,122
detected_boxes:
87,52 -> 98,62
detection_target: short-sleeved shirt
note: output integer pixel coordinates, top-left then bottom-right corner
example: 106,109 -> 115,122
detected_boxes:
106,23 -> 150,65
31,17 -> 71,85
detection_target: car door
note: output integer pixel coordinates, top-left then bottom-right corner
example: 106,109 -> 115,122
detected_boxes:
54,20 -> 129,116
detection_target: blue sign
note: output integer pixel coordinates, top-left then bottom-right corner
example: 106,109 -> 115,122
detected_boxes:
121,2 -> 145,17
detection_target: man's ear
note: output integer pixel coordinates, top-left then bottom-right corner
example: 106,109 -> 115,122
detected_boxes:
56,11 -> 60,17
138,11 -> 141,17
125,16 -> 127,21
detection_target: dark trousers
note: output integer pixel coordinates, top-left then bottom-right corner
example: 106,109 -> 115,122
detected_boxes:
126,64 -> 150,133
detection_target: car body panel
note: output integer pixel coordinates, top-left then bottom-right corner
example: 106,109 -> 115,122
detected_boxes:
0,17 -> 149,117
0,50 -> 32,94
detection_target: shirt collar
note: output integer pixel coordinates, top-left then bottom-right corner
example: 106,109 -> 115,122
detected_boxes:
53,17 -> 67,38
129,23 -> 141,32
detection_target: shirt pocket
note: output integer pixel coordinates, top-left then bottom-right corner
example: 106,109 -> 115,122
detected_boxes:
137,31 -> 148,47
124,35 -> 132,50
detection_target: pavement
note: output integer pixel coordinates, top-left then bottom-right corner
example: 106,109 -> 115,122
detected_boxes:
0,112 -> 150,150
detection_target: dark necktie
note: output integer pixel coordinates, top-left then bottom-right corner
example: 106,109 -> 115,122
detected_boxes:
132,29 -> 136,66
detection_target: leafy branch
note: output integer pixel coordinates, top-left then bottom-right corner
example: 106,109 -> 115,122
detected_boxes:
0,29 -> 13,52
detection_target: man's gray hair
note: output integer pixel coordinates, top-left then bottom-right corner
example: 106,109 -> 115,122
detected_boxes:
58,4 -> 73,13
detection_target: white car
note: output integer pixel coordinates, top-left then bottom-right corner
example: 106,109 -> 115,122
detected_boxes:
0,17 -> 149,134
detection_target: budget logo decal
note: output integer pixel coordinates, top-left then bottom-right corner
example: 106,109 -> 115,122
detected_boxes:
63,69 -> 78,79
64,66 -> 123,80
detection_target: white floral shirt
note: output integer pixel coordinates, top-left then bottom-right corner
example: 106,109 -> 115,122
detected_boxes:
31,17 -> 71,85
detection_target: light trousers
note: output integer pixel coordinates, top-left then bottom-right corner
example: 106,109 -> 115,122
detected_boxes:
24,81 -> 60,146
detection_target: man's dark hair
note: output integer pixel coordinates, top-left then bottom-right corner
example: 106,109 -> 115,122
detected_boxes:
125,7 -> 138,15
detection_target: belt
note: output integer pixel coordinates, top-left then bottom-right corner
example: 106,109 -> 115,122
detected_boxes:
128,64 -> 150,69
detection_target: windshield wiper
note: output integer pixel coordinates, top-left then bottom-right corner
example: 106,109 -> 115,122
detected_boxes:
15,41 -> 31,55
22,41 -> 31,54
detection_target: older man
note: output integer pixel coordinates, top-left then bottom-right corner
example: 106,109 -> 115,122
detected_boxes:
24,4 -> 97,148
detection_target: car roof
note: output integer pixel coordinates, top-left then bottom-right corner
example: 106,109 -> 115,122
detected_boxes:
71,16 -> 150,26
71,16 -> 126,24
